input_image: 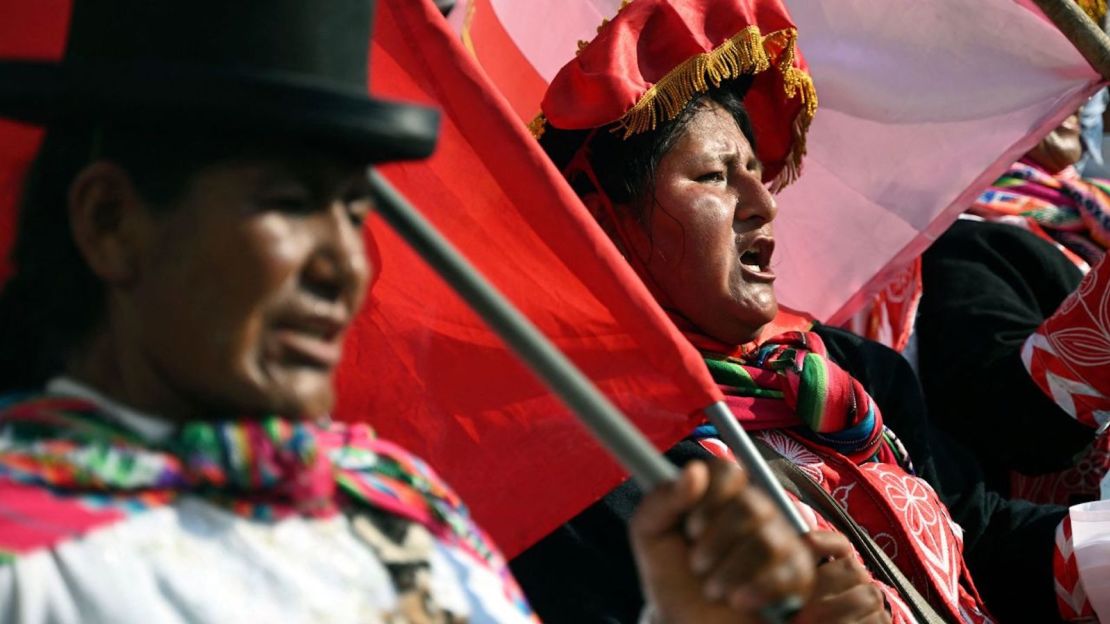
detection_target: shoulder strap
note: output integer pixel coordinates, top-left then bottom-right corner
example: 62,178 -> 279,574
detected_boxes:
753,439 -> 952,624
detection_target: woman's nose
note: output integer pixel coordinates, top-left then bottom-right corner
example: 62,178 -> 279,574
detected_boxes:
734,173 -> 778,224
301,204 -> 370,306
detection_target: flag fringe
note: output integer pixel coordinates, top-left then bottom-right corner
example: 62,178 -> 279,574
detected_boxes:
527,112 -> 547,139
1077,0 -> 1108,23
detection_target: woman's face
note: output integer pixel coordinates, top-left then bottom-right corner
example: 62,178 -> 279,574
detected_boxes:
1027,112 -> 1082,174
109,151 -> 374,419
621,101 -> 778,345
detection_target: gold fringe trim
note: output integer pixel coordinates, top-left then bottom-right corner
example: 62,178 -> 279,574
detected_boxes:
1077,0 -> 1108,24
610,25 -> 816,191
536,11 -> 819,191
766,29 -> 818,191
616,26 -> 769,138
460,0 -> 479,58
579,0 -> 636,56
528,112 -> 548,139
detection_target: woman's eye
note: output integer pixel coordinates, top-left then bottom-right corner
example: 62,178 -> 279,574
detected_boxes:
261,196 -> 314,214
696,171 -> 726,183
346,199 -> 373,227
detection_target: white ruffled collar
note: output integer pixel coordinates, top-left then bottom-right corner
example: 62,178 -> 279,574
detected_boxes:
46,376 -> 174,442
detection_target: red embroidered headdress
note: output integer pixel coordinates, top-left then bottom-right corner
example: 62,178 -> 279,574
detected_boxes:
535,0 -> 817,190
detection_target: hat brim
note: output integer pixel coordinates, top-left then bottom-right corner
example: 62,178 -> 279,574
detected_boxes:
0,61 -> 440,163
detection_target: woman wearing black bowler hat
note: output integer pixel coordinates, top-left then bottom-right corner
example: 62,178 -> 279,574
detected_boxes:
0,2 -> 816,622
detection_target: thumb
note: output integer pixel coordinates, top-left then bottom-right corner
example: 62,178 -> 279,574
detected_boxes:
630,461 -> 709,538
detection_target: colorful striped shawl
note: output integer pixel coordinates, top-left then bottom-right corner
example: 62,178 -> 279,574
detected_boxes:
0,394 -> 506,577
971,159 -> 1110,268
691,331 -> 909,468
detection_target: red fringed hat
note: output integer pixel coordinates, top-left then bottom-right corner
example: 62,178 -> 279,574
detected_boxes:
535,0 -> 817,191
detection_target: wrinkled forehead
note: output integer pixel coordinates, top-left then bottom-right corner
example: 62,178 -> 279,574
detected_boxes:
668,102 -> 758,162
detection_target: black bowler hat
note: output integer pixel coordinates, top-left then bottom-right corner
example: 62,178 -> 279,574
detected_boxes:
0,1 -> 439,162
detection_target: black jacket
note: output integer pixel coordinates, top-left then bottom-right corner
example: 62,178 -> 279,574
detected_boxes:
510,323 -> 1067,623
917,219 -> 1093,497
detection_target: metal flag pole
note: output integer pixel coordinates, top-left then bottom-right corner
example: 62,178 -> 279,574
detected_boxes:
704,402 -> 811,535
368,169 -> 801,622
368,168 -> 677,488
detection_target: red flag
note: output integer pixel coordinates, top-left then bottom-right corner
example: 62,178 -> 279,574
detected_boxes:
340,0 -> 722,556
0,0 -> 722,557
0,0 -> 68,286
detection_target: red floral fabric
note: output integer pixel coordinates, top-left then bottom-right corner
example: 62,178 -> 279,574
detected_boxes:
1023,254 -> 1110,433
1018,254 -> 1110,507
761,431 -> 993,623
696,428 -> 994,622
695,436 -> 917,622
845,257 -> 923,353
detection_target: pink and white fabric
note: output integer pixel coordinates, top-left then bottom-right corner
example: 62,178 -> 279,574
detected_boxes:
1065,500 -> 1110,622
453,0 -> 1103,324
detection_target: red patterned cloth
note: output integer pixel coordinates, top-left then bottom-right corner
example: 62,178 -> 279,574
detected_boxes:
696,346 -> 995,622
1011,432 -> 1110,507
695,436 -> 918,622
1018,254 -> 1110,506
756,430 -> 994,623
845,257 -> 923,353
1054,513 -> 1098,622
1023,254 -> 1110,432
538,0 -> 816,190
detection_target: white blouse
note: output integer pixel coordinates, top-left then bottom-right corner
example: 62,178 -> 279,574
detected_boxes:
0,379 -> 535,624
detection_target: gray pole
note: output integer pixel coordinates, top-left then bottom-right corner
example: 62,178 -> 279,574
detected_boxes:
704,402 -> 811,534
368,169 -> 800,622
368,168 -> 678,488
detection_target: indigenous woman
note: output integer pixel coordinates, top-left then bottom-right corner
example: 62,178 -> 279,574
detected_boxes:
0,2 -> 818,622
511,0 -> 1099,621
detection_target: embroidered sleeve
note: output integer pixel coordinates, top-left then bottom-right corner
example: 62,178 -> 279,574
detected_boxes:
1054,515 -> 1098,622
1023,254 -> 1110,431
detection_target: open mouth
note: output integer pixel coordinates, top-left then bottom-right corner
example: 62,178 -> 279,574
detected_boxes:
738,236 -> 776,281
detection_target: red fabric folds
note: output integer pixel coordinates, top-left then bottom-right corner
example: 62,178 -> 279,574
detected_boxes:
0,0 -> 68,286
336,0 -> 723,556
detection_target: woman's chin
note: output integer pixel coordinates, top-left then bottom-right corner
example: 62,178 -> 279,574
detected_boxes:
735,324 -> 769,346
706,316 -> 773,348
738,302 -> 778,343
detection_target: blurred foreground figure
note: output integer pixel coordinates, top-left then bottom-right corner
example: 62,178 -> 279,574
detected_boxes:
0,2 -> 816,622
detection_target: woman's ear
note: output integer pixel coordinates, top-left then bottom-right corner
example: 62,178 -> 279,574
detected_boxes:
68,162 -> 151,286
